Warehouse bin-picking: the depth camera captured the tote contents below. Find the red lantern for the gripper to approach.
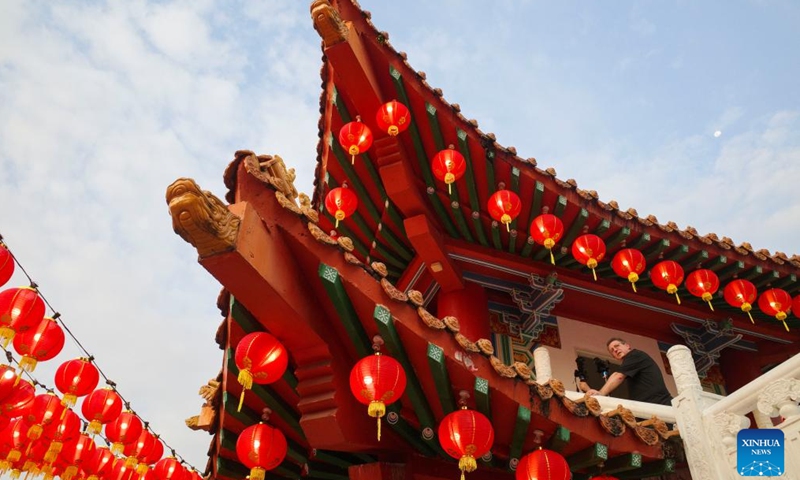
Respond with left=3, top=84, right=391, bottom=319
left=138, top=435, right=164, bottom=477
left=516, top=448, right=571, bottom=480
left=20, top=436, right=49, bottom=476
left=375, top=100, right=411, bottom=136
left=0, top=418, right=30, bottom=471
left=107, top=457, right=137, bottom=480
left=572, top=234, right=606, bottom=281
left=0, top=379, right=35, bottom=419
left=81, top=388, right=122, bottom=435
left=234, top=332, right=289, bottom=412
left=42, top=408, right=80, bottom=463
left=431, top=147, right=466, bottom=194
left=22, top=393, right=64, bottom=441
left=105, top=410, right=143, bottom=454
left=759, top=288, right=792, bottom=332
left=438, top=405, right=494, bottom=480
left=793, top=295, right=800, bottom=321
left=488, top=190, right=521, bottom=232
left=324, top=186, right=358, bottom=228
left=338, top=118, right=373, bottom=164
left=12, top=316, right=65, bottom=373
left=153, top=457, right=186, bottom=480
left=54, top=358, right=100, bottom=410
left=529, top=214, right=564, bottom=265
left=349, top=346, right=406, bottom=441
left=611, top=248, right=646, bottom=292
left=123, top=429, right=156, bottom=469
left=685, top=269, right=720, bottom=311
left=0, top=287, right=45, bottom=346
left=84, top=447, right=115, bottom=480
left=0, top=245, right=13, bottom=288
left=650, top=260, right=685, bottom=304
left=57, top=432, right=96, bottom=480
left=236, top=422, right=287, bottom=480
left=0, top=365, right=18, bottom=404
left=724, top=279, right=757, bottom=323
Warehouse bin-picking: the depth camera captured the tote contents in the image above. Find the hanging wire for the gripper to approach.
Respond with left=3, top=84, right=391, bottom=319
left=0, top=233, right=200, bottom=472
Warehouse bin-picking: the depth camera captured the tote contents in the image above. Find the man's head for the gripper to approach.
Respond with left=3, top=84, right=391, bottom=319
left=606, top=338, right=632, bottom=360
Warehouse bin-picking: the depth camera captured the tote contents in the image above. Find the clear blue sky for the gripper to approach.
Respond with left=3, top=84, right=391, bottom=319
left=1, top=0, right=798, bottom=470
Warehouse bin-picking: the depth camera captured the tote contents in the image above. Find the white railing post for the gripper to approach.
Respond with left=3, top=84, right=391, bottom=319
left=757, top=378, right=800, bottom=477
left=533, top=346, right=551, bottom=385
left=667, top=345, right=735, bottom=479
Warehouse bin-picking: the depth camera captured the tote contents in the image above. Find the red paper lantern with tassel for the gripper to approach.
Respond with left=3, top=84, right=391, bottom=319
left=54, top=358, right=99, bottom=410
left=138, top=435, right=164, bottom=476
left=234, top=332, right=288, bottom=412
left=0, top=379, right=35, bottom=419
left=0, top=365, right=18, bottom=403
left=723, top=279, right=757, bottom=323
left=0, top=418, right=30, bottom=472
left=123, top=429, right=156, bottom=469
left=235, top=421, right=287, bottom=480
left=21, top=393, right=64, bottom=441
left=12, top=317, right=65, bottom=373
left=0, top=287, right=45, bottom=346
left=516, top=448, right=571, bottom=480
left=349, top=337, right=406, bottom=441
left=84, top=447, right=115, bottom=480
left=105, top=411, right=143, bottom=455
left=650, top=260, right=685, bottom=304
left=42, top=408, right=80, bottom=463
left=338, top=117, right=373, bottom=164
left=685, top=269, right=720, bottom=311
left=488, top=190, right=521, bottom=232
left=431, top=146, right=466, bottom=194
left=758, top=288, right=792, bottom=332
left=59, top=433, right=96, bottom=480
left=324, top=186, right=358, bottom=229
left=438, top=393, right=494, bottom=480
left=153, top=457, right=186, bottom=480
left=376, top=100, right=411, bottom=136
left=572, top=234, right=606, bottom=281
left=0, top=245, right=13, bottom=288
left=107, top=457, right=136, bottom=480
left=529, top=214, right=564, bottom=265
left=81, top=388, right=122, bottom=435
left=611, top=248, right=646, bottom=292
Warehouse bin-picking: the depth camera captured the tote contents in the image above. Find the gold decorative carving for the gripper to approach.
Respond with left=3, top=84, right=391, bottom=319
left=417, top=307, right=445, bottom=330
left=476, top=339, right=494, bottom=356
left=166, top=178, right=240, bottom=258
left=604, top=405, right=638, bottom=428
left=371, top=262, right=388, bottom=277
left=381, top=278, right=408, bottom=302
left=548, top=379, right=565, bottom=397
left=199, top=379, right=220, bottom=403
left=598, top=415, right=626, bottom=437
left=443, top=316, right=460, bottom=333
left=456, top=333, right=480, bottom=353
left=561, top=397, right=589, bottom=417
left=532, top=382, right=554, bottom=400
left=337, top=236, right=354, bottom=252
left=243, top=153, right=298, bottom=200
left=407, top=290, right=425, bottom=307
left=298, top=193, right=319, bottom=223
left=513, top=362, right=532, bottom=380
left=489, top=356, right=517, bottom=378
left=310, top=0, right=349, bottom=48
left=344, top=252, right=362, bottom=266
left=308, top=222, right=338, bottom=245
left=276, top=191, right=302, bottom=215
left=633, top=425, right=660, bottom=445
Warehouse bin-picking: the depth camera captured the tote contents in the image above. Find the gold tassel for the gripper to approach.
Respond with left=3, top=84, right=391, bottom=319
left=250, top=466, right=266, bottom=480
left=111, top=442, right=124, bottom=455
left=0, top=460, right=10, bottom=473
left=782, top=320, right=789, bottom=332
left=675, top=292, right=681, bottom=304
left=368, top=401, right=386, bottom=441
left=237, top=368, right=253, bottom=413
left=87, top=419, right=102, bottom=435
left=549, top=249, right=555, bottom=265
left=44, top=441, right=63, bottom=464
left=27, top=423, right=43, bottom=440
left=591, top=267, right=597, bottom=281
left=88, top=476, right=99, bottom=480
left=458, top=455, right=477, bottom=474
left=9, top=469, right=20, bottom=480
left=136, top=464, right=149, bottom=475
left=18, top=356, right=37, bottom=373
left=62, top=466, right=77, bottom=480
left=125, top=456, right=138, bottom=468
left=8, top=448, right=21, bottom=462
left=0, top=327, right=15, bottom=347
left=61, top=394, right=77, bottom=410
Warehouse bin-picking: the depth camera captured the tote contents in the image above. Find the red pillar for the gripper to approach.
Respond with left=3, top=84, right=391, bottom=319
left=436, top=282, right=491, bottom=341
left=719, top=348, right=762, bottom=394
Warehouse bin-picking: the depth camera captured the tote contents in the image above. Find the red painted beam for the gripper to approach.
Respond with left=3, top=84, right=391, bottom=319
left=324, top=23, right=383, bottom=122
left=405, top=214, right=464, bottom=292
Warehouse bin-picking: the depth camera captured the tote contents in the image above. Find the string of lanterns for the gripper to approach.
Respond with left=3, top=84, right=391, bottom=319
left=0, top=237, right=203, bottom=479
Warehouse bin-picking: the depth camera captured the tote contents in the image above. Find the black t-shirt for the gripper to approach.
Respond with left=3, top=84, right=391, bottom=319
left=619, top=349, right=673, bottom=406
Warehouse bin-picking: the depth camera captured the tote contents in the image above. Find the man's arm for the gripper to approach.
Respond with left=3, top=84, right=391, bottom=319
left=586, top=372, right=626, bottom=397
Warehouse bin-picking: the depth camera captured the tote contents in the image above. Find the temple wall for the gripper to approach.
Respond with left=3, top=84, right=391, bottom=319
left=549, top=316, right=678, bottom=397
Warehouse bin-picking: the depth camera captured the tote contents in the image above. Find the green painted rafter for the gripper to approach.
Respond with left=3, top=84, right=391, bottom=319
left=508, top=406, right=531, bottom=465
left=457, top=128, right=489, bottom=245
left=546, top=426, right=570, bottom=452
left=426, top=343, right=456, bottom=415
left=318, top=264, right=372, bottom=357
left=550, top=208, right=589, bottom=265
left=617, top=459, right=675, bottom=478
left=473, top=377, right=491, bottom=421
left=665, top=245, right=689, bottom=261
left=585, top=452, right=642, bottom=476
left=566, top=443, right=608, bottom=471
